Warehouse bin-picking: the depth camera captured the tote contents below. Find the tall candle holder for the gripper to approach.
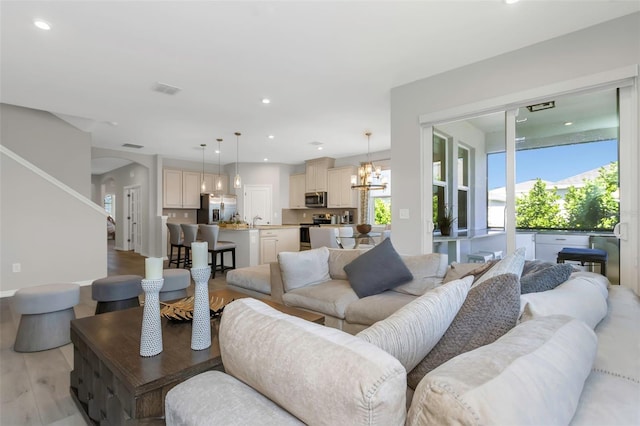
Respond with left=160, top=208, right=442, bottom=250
left=140, top=278, right=164, bottom=357
left=190, top=266, right=211, bottom=350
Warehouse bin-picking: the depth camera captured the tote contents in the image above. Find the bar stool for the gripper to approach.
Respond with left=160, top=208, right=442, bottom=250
left=199, top=224, right=236, bottom=278
left=166, top=223, right=185, bottom=268
left=13, top=283, right=80, bottom=352
left=180, top=224, right=199, bottom=268
left=557, top=247, right=608, bottom=276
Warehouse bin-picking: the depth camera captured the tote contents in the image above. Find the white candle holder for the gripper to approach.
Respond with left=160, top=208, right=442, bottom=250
left=190, top=266, right=212, bottom=350
left=140, top=278, right=164, bottom=357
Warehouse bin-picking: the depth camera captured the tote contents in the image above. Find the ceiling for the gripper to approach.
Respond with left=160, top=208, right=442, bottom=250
left=2, top=1, right=638, bottom=173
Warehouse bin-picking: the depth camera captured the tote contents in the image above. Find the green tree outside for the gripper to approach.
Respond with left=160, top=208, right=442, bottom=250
left=516, top=179, right=564, bottom=228
left=374, top=198, right=391, bottom=225
left=516, top=162, right=619, bottom=230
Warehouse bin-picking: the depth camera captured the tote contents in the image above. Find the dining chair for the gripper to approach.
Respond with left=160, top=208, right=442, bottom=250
left=310, top=227, right=341, bottom=249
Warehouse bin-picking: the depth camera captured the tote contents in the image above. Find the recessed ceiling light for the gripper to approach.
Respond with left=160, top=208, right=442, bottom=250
left=504, top=0, right=520, bottom=4
left=317, top=147, right=323, bottom=150
left=215, top=149, right=220, bottom=154
left=516, top=118, right=528, bottom=123
left=261, top=98, right=271, bottom=104
left=34, top=19, right=51, bottom=30
left=564, top=121, right=573, bottom=126
left=268, top=135, right=275, bottom=139
left=263, top=158, right=269, bottom=162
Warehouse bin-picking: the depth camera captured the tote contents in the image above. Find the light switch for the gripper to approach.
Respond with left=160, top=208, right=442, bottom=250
left=399, top=209, right=410, bottom=219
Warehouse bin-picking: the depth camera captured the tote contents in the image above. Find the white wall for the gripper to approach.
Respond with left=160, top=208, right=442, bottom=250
left=390, top=13, right=640, bottom=256
left=1, top=104, right=106, bottom=294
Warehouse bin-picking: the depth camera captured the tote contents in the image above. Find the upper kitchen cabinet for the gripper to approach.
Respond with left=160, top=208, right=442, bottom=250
left=305, top=157, right=335, bottom=192
left=327, top=166, right=358, bottom=208
left=289, top=173, right=307, bottom=209
left=163, top=169, right=202, bottom=209
left=203, top=173, right=229, bottom=195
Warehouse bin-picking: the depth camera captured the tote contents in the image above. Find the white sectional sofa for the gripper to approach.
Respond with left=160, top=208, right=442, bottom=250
left=165, top=262, right=640, bottom=425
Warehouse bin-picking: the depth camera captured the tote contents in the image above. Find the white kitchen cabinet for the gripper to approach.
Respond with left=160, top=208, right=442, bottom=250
left=259, top=228, right=300, bottom=264
left=203, top=173, right=229, bottom=194
left=182, top=171, right=202, bottom=208
left=305, top=157, right=335, bottom=192
left=163, top=169, right=183, bottom=208
left=163, top=169, right=205, bottom=208
left=535, top=233, right=589, bottom=263
left=289, top=174, right=307, bottom=209
left=327, top=166, right=358, bottom=208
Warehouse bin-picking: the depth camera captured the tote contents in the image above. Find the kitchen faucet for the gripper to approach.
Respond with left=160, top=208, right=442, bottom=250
left=252, top=215, right=263, bottom=227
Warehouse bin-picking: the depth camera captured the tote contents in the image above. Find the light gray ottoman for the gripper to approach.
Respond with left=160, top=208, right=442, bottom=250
left=91, top=275, right=142, bottom=314
left=13, top=283, right=80, bottom=352
left=161, top=269, right=191, bottom=301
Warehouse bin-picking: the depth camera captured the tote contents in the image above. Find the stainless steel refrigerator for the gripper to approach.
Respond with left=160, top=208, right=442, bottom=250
left=589, top=235, right=620, bottom=285
left=197, top=194, right=237, bottom=224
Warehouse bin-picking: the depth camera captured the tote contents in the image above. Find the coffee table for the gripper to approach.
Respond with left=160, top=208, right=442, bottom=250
left=70, top=288, right=324, bottom=425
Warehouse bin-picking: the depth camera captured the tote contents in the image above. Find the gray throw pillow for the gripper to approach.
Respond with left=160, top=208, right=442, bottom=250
left=520, top=263, right=575, bottom=294
left=344, top=238, right=414, bottom=298
left=407, top=273, right=520, bottom=390
left=521, top=259, right=555, bottom=276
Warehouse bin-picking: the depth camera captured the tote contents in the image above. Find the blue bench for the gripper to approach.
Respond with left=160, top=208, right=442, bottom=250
left=557, top=248, right=607, bottom=276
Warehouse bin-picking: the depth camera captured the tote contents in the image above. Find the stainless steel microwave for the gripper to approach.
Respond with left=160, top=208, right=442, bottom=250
left=305, top=192, right=327, bottom=208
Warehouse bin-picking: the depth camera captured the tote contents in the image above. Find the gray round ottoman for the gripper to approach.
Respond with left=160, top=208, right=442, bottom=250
left=160, top=269, right=191, bottom=301
left=92, top=275, right=142, bottom=314
left=13, top=283, right=80, bottom=352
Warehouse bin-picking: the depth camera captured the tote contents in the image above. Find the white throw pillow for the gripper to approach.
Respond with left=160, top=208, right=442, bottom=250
left=358, top=276, right=473, bottom=372
left=407, top=315, right=597, bottom=426
left=220, top=298, right=407, bottom=426
left=394, top=254, right=449, bottom=296
left=519, top=272, right=609, bottom=329
left=473, top=246, right=526, bottom=286
left=278, top=247, right=331, bottom=292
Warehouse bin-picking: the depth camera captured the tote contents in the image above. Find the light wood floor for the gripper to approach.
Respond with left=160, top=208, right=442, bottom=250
left=0, top=241, right=229, bottom=425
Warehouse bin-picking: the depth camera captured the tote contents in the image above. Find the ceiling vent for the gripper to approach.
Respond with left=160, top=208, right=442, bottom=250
left=152, top=82, right=181, bottom=95
left=526, top=101, right=555, bottom=112
left=122, top=143, right=144, bottom=149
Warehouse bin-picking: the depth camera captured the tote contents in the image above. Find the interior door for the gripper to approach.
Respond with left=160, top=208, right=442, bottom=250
left=125, top=185, right=141, bottom=252
left=244, top=185, right=272, bottom=225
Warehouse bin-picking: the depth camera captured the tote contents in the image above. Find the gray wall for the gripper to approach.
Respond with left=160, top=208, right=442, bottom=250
left=390, top=13, right=640, bottom=256
left=1, top=104, right=106, bottom=294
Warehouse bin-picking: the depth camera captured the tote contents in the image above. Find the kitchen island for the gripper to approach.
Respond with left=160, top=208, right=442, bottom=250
left=218, top=225, right=300, bottom=267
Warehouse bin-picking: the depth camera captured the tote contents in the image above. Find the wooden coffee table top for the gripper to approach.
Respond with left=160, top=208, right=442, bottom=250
left=70, top=288, right=324, bottom=396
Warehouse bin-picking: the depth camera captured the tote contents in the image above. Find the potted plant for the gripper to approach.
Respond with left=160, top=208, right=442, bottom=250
left=437, top=205, right=456, bottom=236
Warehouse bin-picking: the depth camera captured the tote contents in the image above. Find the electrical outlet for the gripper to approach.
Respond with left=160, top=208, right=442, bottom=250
left=184, top=212, right=188, bottom=218
left=399, top=209, right=410, bottom=219
left=303, top=213, right=307, bottom=218
left=12, top=263, right=21, bottom=273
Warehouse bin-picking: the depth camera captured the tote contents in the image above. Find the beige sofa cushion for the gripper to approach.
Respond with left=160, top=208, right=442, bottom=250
left=220, top=298, right=407, bottom=426
left=393, top=253, right=448, bottom=296
left=328, top=248, right=368, bottom=280
left=226, top=264, right=271, bottom=294
left=345, top=291, right=417, bottom=326
left=278, top=247, right=330, bottom=292
left=283, top=280, right=359, bottom=319
left=407, top=315, right=597, bottom=426
left=165, top=370, right=304, bottom=425
left=357, top=276, right=473, bottom=372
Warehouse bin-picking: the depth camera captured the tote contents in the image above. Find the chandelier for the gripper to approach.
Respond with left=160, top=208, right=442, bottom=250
left=351, top=132, right=387, bottom=191
left=215, top=138, right=223, bottom=193
left=200, top=143, right=207, bottom=192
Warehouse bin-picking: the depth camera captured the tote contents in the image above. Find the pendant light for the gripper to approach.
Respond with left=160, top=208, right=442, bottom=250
left=216, top=138, right=223, bottom=193
left=233, top=132, right=242, bottom=189
left=200, top=143, right=207, bottom=192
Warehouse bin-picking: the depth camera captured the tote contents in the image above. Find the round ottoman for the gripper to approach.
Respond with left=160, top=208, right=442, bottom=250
left=13, top=283, right=80, bottom=352
left=160, top=269, right=191, bottom=301
left=92, top=275, right=143, bottom=314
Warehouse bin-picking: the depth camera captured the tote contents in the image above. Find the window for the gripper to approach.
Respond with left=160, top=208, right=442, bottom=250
left=487, top=88, right=619, bottom=231
left=104, top=194, right=114, bottom=216
left=432, top=133, right=470, bottom=232
left=369, top=169, right=391, bottom=225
